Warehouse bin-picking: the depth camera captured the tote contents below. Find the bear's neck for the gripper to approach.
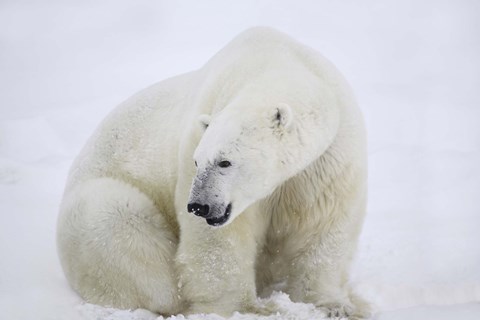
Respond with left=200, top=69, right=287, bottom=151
left=260, top=110, right=366, bottom=236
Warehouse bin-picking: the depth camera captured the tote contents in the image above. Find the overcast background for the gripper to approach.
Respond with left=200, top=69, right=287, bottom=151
left=1, top=1, right=479, bottom=319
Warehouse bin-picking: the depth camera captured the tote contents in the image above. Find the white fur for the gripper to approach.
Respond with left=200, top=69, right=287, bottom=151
left=57, top=27, right=369, bottom=319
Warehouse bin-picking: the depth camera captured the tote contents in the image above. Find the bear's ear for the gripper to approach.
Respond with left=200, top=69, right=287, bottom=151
left=198, top=114, right=211, bottom=129
left=272, top=103, right=293, bottom=129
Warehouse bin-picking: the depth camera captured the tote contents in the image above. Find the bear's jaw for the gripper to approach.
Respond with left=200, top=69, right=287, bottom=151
left=206, top=203, right=232, bottom=227
left=187, top=201, right=232, bottom=227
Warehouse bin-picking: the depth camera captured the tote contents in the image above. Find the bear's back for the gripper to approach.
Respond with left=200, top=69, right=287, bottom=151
left=64, top=71, right=198, bottom=218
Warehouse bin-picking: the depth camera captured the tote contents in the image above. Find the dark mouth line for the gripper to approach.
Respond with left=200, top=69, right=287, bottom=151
left=206, top=203, right=232, bottom=226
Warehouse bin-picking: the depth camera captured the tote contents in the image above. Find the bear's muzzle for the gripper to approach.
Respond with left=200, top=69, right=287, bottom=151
left=187, top=202, right=232, bottom=226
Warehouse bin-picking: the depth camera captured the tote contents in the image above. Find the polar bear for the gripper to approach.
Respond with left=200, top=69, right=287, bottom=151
left=57, top=27, right=369, bottom=319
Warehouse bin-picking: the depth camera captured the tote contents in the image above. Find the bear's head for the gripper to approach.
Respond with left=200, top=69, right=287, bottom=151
left=187, top=96, right=339, bottom=227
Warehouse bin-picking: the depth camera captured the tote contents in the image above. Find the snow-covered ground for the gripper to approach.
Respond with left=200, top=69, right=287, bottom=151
left=1, top=1, right=479, bottom=319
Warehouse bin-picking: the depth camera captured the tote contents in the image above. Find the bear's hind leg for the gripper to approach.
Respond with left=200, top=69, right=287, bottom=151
left=57, top=178, right=181, bottom=315
left=283, top=214, right=370, bottom=319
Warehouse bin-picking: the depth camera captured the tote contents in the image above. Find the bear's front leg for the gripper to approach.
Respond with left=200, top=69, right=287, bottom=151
left=285, top=220, right=370, bottom=320
left=175, top=214, right=261, bottom=316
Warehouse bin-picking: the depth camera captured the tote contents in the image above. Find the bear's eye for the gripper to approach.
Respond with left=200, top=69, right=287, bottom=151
left=218, top=160, right=232, bottom=168
left=194, top=161, right=198, bottom=167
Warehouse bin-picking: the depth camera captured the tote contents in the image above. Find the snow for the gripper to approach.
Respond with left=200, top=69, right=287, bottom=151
left=1, top=0, right=480, bottom=319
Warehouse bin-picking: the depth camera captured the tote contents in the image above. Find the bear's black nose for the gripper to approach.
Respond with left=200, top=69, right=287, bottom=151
left=187, top=203, right=210, bottom=217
